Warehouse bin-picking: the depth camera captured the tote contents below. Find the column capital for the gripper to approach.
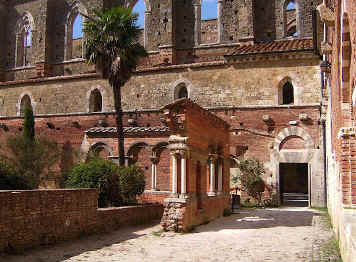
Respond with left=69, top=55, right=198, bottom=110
left=150, top=156, right=160, bottom=164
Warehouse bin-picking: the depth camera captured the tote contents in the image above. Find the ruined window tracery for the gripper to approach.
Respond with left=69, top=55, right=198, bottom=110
left=283, top=0, right=298, bottom=38
left=132, top=0, right=146, bottom=47
left=200, top=0, right=218, bottom=45
left=89, top=89, right=103, bottom=112
left=65, top=2, right=87, bottom=61
left=15, top=13, right=34, bottom=67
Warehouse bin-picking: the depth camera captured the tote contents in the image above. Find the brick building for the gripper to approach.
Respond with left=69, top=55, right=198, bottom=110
left=0, top=0, right=326, bottom=207
left=318, top=0, right=356, bottom=261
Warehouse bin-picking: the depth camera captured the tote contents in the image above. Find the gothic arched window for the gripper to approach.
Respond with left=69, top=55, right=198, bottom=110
left=284, top=0, right=297, bottom=38
left=20, top=95, right=32, bottom=116
left=201, top=0, right=218, bottom=44
left=89, top=89, right=103, bottom=112
left=15, top=13, right=34, bottom=67
left=132, top=0, right=146, bottom=47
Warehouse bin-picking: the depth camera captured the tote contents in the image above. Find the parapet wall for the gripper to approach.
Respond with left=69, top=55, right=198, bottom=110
left=0, top=189, right=163, bottom=253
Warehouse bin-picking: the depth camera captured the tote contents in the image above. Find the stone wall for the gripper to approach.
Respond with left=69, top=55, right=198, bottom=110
left=321, top=0, right=356, bottom=261
left=0, top=57, right=321, bottom=115
left=0, top=189, right=163, bottom=254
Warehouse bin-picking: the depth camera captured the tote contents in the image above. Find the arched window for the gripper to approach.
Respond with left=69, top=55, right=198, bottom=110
left=282, top=82, right=294, bottom=105
left=89, top=89, right=103, bottom=112
left=284, top=0, right=297, bottom=38
left=15, top=14, right=34, bottom=67
left=20, top=95, right=32, bottom=116
left=132, top=0, right=146, bottom=47
left=201, top=0, right=218, bottom=44
left=174, top=83, right=189, bottom=100
left=72, top=14, right=83, bottom=59
left=65, top=2, right=87, bottom=60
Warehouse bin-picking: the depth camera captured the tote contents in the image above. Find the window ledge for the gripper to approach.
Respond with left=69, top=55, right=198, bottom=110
left=5, top=65, right=35, bottom=72
left=60, top=58, right=86, bottom=64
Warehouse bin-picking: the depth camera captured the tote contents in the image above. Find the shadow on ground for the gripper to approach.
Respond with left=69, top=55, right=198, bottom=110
left=195, top=207, right=320, bottom=233
left=0, top=221, right=161, bottom=262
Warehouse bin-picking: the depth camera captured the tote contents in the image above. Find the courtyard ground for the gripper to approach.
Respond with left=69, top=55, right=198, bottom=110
left=1, top=207, right=341, bottom=262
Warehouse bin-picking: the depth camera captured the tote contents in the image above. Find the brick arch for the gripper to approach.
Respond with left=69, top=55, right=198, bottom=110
left=273, top=127, right=314, bottom=151
left=89, top=142, right=113, bottom=159
left=127, top=142, right=151, bottom=157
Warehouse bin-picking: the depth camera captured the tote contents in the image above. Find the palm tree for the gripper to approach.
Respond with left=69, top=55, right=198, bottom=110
left=84, top=7, right=147, bottom=166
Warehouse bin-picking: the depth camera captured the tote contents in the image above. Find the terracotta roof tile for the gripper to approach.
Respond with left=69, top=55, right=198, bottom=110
left=85, top=126, right=170, bottom=134
left=228, top=39, right=314, bottom=56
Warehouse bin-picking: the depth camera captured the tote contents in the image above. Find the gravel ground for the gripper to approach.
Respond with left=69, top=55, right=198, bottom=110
left=1, top=207, right=341, bottom=262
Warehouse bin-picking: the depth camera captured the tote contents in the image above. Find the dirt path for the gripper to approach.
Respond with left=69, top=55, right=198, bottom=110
left=1, top=207, right=340, bottom=262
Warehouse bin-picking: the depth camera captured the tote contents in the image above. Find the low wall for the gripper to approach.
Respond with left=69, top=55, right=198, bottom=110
left=0, top=189, right=163, bottom=253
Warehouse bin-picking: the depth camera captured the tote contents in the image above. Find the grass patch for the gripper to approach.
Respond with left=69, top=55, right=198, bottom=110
left=311, top=206, right=328, bottom=212
left=152, top=229, right=164, bottom=237
left=319, top=237, right=343, bottom=262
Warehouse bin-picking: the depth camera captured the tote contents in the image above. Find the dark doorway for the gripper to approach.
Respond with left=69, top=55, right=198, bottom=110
left=280, top=163, right=308, bottom=206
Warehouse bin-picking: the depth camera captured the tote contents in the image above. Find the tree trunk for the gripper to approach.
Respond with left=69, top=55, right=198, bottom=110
left=112, top=81, right=125, bottom=166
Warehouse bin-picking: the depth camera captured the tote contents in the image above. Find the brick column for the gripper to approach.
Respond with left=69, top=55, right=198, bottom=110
left=338, top=127, right=355, bottom=206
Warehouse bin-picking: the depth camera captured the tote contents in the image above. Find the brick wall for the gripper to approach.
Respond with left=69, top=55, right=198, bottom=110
left=0, top=189, right=163, bottom=254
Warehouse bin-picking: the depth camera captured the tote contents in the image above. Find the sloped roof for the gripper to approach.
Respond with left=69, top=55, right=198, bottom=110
left=227, top=39, right=314, bottom=56
left=85, top=126, right=170, bottom=134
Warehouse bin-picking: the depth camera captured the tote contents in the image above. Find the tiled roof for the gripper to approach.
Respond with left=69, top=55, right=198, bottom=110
left=227, top=39, right=314, bottom=56
left=86, top=126, right=170, bottom=134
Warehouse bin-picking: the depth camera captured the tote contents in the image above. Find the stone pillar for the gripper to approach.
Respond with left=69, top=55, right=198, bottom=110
left=208, top=156, right=216, bottom=196
left=181, top=151, right=187, bottom=196
left=194, top=4, right=201, bottom=46
left=171, top=153, right=178, bottom=196
left=144, top=11, right=151, bottom=49
left=218, top=159, right=223, bottom=194
left=217, top=0, right=223, bottom=43
left=151, top=156, right=159, bottom=191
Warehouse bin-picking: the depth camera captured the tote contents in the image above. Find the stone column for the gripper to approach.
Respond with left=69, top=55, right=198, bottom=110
left=217, top=0, right=223, bottom=43
left=171, top=153, right=178, bottom=196
left=218, top=159, right=223, bottom=194
left=208, top=156, right=216, bottom=196
left=151, top=157, right=159, bottom=191
left=144, top=11, right=151, bottom=49
left=194, top=4, right=201, bottom=46
left=180, top=151, right=187, bottom=196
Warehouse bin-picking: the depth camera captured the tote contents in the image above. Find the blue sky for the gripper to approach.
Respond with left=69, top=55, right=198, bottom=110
left=132, top=0, right=218, bottom=28
left=73, top=14, right=83, bottom=39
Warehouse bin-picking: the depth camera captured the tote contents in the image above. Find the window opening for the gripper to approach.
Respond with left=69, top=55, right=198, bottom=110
left=89, top=89, right=103, bottom=112
left=20, top=95, right=32, bottom=116
left=282, top=82, right=294, bottom=105
left=201, top=0, right=218, bottom=44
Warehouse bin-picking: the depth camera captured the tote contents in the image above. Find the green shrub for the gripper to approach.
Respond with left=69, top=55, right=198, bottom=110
left=66, top=157, right=120, bottom=207
left=0, top=160, right=29, bottom=190
left=65, top=159, right=146, bottom=207
left=119, top=165, right=145, bottom=204
left=231, top=159, right=266, bottom=206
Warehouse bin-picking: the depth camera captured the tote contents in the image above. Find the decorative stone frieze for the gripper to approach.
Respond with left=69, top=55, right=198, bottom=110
left=337, top=127, right=356, bottom=139
left=321, top=42, right=333, bottom=55
left=317, top=4, right=335, bottom=27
